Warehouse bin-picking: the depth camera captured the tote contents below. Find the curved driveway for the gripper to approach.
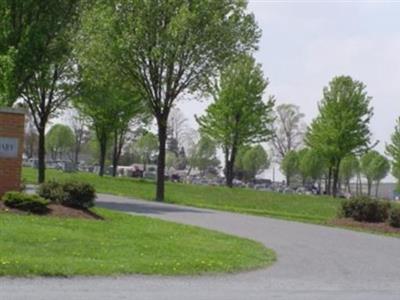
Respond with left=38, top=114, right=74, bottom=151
left=1, top=194, right=400, bottom=300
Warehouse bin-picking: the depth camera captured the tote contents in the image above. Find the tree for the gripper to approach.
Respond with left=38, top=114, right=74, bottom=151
left=298, top=148, right=326, bottom=191
left=111, top=0, right=260, bottom=200
left=270, top=104, right=305, bottom=161
left=188, top=135, right=220, bottom=176
left=386, top=117, right=400, bottom=190
left=360, top=151, right=390, bottom=197
left=46, top=124, right=75, bottom=161
left=241, top=145, right=270, bottom=182
left=280, top=150, right=299, bottom=187
left=339, top=155, right=359, bottom=194
left=77, top=5, right=146, bottom=177
left=305, top=76, right=373, bottom=197
left=10, top=1, right=83, bottom=183
left=0, top=0, right=82, bottom=105
left=167, top=107, right=189, bottom=155
left=62, top=108, right=91, bottom=167
left=197, top=55, right=274, bottom=187
left=135, top=132, right=159, bottom=170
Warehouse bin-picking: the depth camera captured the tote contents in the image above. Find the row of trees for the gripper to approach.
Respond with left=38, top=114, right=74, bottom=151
left=1, top=0, right=262, bottom=201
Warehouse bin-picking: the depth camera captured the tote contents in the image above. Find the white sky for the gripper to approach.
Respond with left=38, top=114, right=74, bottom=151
left=178, top=0, right=400, bottom=182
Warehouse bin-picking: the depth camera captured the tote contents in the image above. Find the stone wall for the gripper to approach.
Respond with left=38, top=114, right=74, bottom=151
left=0, top=108, right=25, bottom=198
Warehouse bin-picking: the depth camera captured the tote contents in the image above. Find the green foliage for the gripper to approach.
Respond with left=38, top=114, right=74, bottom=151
left=389, top=206, right=400, bottom=228
left=236, top=145, right=269, bottom=181
left=339, top=155, right=359, bottom=186
left=62, top=181, right=96, bottom=208
left=386, top=117, right=400, bottom=186
left=38, top=180, right=65, bottom=203
left=360, top=151, right=390, bottom=196
left=46, top=124, right=75, bottom=160
left=38, top=180, right=96, bottom=208
left=280, top=150, right=299, bottom=186
left=197, top=54, right=274, bottom=186
left=298, top=148, right=326, bottom=182
left=2, top=192, right=49, bottom=214
left=306, top=76, right=373, bottom=196
left=340, top=197, right=391, bottom=223
left=188, top=135, right=220, bottom=175
left=0, top=0, right=82, bottom=104
left=135, top=132, right=159, bottom=165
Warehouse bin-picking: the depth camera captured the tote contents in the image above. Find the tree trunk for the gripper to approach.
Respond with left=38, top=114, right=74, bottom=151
left=112, top=132, right=118, bottom=177
left=367, top=179, right=372, bottom=196
left=332, top=160, right=341, bottom=198
left=375, top=181, right=380, bottom=198
left=286, top=174, right=290, bottom=188
left=37, top=126, right=46, bottom=183
left=98, top=136, right=107, bottom=177
left=327, top=166, right=332, bottom=195
left=156, top=121, right=167, bottom=202
left=226, top=160, right=234, bottom=188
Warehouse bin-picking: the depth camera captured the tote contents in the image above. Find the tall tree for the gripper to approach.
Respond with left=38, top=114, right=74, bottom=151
left=386, top=117, right=400, bottom=190
left=270, top=104, right=305, bottom=161
left=305, top=76, right=373, bottom=197
left=110, top=0, right=260, bottom=200
left=0, top=0, right=81, bottom=183
left=197, top=55, right=274, bottom=187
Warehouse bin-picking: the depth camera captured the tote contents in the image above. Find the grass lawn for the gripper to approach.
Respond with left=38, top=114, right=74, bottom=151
left=0, top=207, right=274, bottom=276
left=23, top=168, right=341, bottom=223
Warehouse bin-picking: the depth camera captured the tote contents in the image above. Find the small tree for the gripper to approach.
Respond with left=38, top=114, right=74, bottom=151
left=298, top=148, right=326, bottom=191
left=339, top=155, right=359, bottom=194
left=46, top=124, right=75, bottom=161
left=197, top=55, right=274, bottom=187
left=188, top=135, right=220, bottom=176
left=241, top=145, right=270, bottom=182
left=386, top=117, right=400, bottom=190
left=360, top=151, right=390, bottom=197
left=135, top=132, right=159, bottom=170
left=280, top=150, right=299, bottom=187
left=270, top=104, right=306, bottom=161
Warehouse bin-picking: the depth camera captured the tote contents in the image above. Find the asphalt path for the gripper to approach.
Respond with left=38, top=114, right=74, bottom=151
left=1, top=194, right=400, bottom=300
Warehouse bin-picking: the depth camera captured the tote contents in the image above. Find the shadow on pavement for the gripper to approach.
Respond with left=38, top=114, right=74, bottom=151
left=96, top=200, right=210, bottom=215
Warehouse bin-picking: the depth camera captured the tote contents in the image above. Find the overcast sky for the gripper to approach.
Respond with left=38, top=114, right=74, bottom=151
left=179, top=0, right=400, bottom=181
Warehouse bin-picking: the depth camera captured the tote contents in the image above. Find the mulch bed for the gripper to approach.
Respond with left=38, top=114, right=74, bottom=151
left=0, top=202, right=103, bottom=220
left=330, top=218, right=400, bottom=235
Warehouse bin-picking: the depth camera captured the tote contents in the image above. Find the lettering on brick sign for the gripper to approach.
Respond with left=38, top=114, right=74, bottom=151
left=0, top=137, right=19, bottom=158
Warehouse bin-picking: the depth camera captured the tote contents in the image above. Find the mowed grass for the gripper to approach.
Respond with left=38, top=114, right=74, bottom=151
left=23, top=168, right=341, bottom=223
left=0, top=208, right=275, bottom=276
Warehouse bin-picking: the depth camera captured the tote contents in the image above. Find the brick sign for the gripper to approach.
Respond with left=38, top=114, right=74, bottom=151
left=0, top=137, right=19, bottom=158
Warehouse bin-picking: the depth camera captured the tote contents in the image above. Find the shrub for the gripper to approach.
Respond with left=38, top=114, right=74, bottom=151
left=61, top=181, right=96, bottom=208
left=340, top=196, right=391, bottom=223
left=389, top=206, right=400, bottom=228
left=2, top=192, right=49, bottom=214
left=38, top=180, right=65, bottom=203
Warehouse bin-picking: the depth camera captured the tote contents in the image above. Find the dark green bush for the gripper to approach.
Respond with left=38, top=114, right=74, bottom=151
left=389, top=206, right=400, bottom=228
left=38, top=180, right=65, bottom=203
left=340, top=196, right=391, bottom=223
left=61, top=181, right=96, bottom=208
left=2, top=192, right=49, bottom=214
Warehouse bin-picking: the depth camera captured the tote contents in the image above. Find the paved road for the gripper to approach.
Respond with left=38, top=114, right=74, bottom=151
left=1, top=194, right=400, bottom=300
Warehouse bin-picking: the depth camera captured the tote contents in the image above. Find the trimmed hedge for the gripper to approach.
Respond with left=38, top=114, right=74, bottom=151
left=2, top=192, right=49, bottom=214
left=340, top=196, right=391, bottom=223
left=38, top=180, right=96, bottom=209
left=389, top=206, right=400, bottom=228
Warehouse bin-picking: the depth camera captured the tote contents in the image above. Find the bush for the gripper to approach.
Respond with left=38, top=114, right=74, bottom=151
left=61, top=181, right=96, bottom=208
left=340, top=196, right=391, bottom=223
left=2, top=192, right=49, bottom=214
left=389, top=206, right=400, bottom=228
left=38, top=180, right=65, bottom=203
